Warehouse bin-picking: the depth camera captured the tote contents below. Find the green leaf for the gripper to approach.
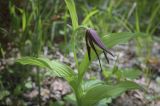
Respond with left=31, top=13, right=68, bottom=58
left=82, top=80, right=103, bottom=92
left=102, top=32, right=149, bottom=48
left=22, top=11, right=26, bottom=31
left=146, top=4, right=160, bottom=33
left=17, top=57, right=75, bottom=82
left=96, top=98, right=112, bottom=106
left=119, top=68, right=142, bottom=79
left=81, top=81, right=141, bottom=106
left=17, top=57, right=52, bottom=69
left=82, top=10, right=99, bottom=25
left=78, top=50, right=98, bottom=80
left=78, top=52, right=90, bottom=79
left=65, top=0, right=78, bottom=30
left=64, top=93, right=77, bottom=106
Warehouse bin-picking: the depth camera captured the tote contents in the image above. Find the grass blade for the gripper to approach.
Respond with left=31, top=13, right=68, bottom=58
left=65, top=0, right=78, bottom=30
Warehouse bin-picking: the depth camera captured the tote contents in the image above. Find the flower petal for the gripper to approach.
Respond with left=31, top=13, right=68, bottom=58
left=85, top=33, right=91, bottom=61
left=103, top=51, right=109, bottom=63
left=87, top=29, right=114, bottom=57
left=88, top=36, right=103, bottom=71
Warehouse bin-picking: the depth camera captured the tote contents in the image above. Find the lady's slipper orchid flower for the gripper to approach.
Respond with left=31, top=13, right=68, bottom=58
left=85, top=29, right=114, bottom=71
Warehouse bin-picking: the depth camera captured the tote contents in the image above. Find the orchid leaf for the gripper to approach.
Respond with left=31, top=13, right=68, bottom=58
left=102, top=32, right=149, bottom=48
left=119, top=68, right=142, bottom=79
left=17, top=57, right=75, bottom=82
left=81, top=81, right=141, bottom=106
left=82, top=80, right=104, bottom=92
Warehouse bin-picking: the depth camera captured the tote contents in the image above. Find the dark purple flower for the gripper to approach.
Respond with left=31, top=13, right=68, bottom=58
left=85, top=29, right=114, bottom=71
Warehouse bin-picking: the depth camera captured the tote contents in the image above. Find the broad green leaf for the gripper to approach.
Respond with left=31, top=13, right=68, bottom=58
left=103, top=68, right=142, bottom=79
left=119, top=69, right=142, bottom=79
left=82, top=80, right=103, bottom=92
left=81, top=81, right=141, bottom=106
left=102, top=32, right=149, bottom=48
left=17, top=57, right=52, bottom=69
left=64, top=93, right=77, bottom=106
left=96, top=98, right=112, bottom=106
left=65, top=0, right=78, bottom=30
left=17, top=57, right=75, bottom=82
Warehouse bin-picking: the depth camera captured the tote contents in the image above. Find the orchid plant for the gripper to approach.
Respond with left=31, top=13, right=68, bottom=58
left=16, top=0, right=147, bottom=105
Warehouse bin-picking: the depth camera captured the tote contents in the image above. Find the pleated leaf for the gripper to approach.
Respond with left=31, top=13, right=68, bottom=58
left=82, top=80, right=103, bottom=92
left=17, top=57, right=75, bottom=82
left=81, top=81, right=141, bottom=106
left=102, top=32, right=149, bottom=48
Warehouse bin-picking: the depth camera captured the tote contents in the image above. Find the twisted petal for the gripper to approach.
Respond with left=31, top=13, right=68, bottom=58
left=85, top=32, right=91, bottom=61
left=88, top=36, right=103, bottom=71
